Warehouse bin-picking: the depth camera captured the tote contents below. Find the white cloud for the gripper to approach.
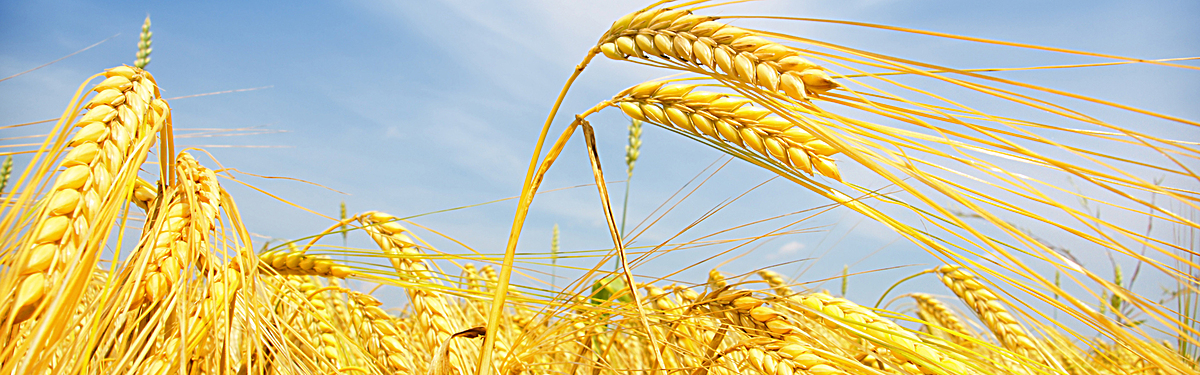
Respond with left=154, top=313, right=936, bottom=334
left=768, top=241, right=806, bottom=260
left=383, top=125, right=404, bottom=139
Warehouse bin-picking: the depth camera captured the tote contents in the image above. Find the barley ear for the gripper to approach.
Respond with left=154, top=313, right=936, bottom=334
left=617, top=117, right=641, bottom=262
left=0, top=155, right=12, bottom=194
left=840, top=264, right=848, bottom=296
left=134, top=16, right=152, bottom=69
left=936, top=265, right=1040, bottom=358
left=624, top=118, right=642, bottom=177
left=551, top=223, right=559, bottom=288
left=339, top=201, right=347, bottom=246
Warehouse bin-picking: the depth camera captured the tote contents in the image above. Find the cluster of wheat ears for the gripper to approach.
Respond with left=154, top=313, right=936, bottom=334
left=1, top=2, right=1197, bottom=375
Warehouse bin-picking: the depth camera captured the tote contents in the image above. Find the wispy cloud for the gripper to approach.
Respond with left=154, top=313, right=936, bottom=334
left=767, top=240, right=806, bottom=261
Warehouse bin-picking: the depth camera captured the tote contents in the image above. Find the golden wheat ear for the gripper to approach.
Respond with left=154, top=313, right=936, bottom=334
left=3, top=66, right=165, bottom=330
left=599, top=8, right=839, bottom=102
left=612, top=81, right=843, bottom=180
left=359, top=211, right=467, bottom=372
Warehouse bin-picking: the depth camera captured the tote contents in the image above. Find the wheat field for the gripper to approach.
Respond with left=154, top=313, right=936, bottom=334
left=1, top=1, right=1198, bottom=374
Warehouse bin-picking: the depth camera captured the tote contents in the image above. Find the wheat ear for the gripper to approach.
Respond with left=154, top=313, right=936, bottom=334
left=700, top=287, right=865, bottom=375
left=134, top=151, right=221, bottom=303
left=911, top=293, right=975, bottom=349
left=345, top=291, right=416, bottom=374
left=134, top=16, right=152, bottom=69
left=359, top=211, right=465, bottom=372
left=7, top=66, right=165, bottom=325
left=936, top=265, right=1039, bottom=358
left=0, top=156, right=12, bottom=194
left=758, top=269, right=799, bottom=298
left=797, top=292, right=973, bottom=374
left=257, top=247, right=354, bottom=278
left=599, top=8, right=839, bottom=102
left=613, top=82, right=843, bottom=180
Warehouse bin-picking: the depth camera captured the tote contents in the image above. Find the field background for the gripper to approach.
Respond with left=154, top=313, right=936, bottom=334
left=2, top=0, right=1197, bottom=337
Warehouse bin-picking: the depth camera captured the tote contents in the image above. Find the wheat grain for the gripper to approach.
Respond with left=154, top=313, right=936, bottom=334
left=130, top=177, right=157, bottom=211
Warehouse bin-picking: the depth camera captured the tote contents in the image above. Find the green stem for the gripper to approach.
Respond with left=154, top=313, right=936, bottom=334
left=616, top=172, right=631, bottom=271
left=874, top=269, right=934, bottom=308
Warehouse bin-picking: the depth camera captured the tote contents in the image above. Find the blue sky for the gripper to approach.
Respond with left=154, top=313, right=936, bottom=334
left=2, top=0, right=1198, bottom=333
